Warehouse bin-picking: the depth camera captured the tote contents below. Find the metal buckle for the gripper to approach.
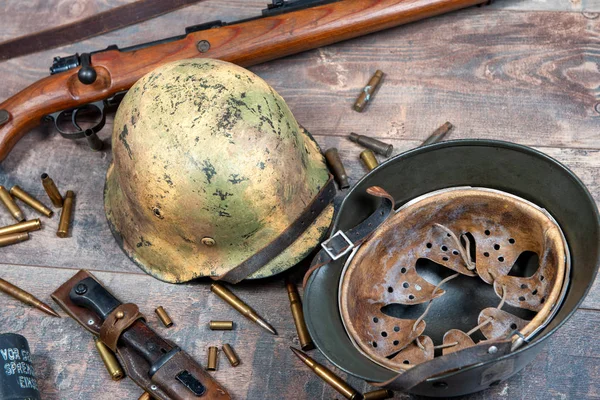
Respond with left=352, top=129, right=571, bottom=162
left=321, top=230, right=354, bottom=261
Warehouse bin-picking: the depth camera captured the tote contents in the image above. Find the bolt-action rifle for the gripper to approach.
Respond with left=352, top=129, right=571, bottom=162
left=0, top=0, right=487, bottom=162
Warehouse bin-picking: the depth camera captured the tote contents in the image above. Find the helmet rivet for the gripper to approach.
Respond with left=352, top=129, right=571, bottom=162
left=202, top=237, right=216, bottom=247
left=115, top=311, right=125, bottom=319
left=488, top=346, right=498, bottom=354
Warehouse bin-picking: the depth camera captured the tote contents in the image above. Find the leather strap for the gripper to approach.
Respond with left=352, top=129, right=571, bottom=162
left=100, top=303, right=145, bottom=352
left=303, top=186, right=395, bottom=287
left=51, top=270, right=231, bottom=400
left=0, top=0, right=204, bottom=61
left=374, top=339, right=513, bottom=391
left=219, top=175, right=336, bottom=284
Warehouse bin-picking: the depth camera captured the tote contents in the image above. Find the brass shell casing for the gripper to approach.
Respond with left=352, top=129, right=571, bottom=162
left=41, top=173, right=63, bottom=208
left=210, top=283, right=252, bottom=316
left=57, top=190, right=75, bottom=238
left=10, top=186, right=53, bottom=217
left=363, top=389, right=394, bottom=400
left=422, top=122, right=453, bottom=146
left=0, top=275, right=60, bottom=317
left=0, top=232, right=29, bottom=247
left=209, top=320, right=234, bottom=330
left=155, top=306, right=173, bottom=327
left=324, top=148, right=350, bottom=189
left=210, top=283, right=277, bottom=335
left=360, top=150, right=379, bottom=171
left=222, top=344, right=240, bottom=367
left=353, top=70, right=384, bottom=112
left=138, top=393, right=152, bottom=400
left=291, top=347, right=363, bottom=400
left=349, top=133, right=393, bottom=157
left=207, top=346, right=218, bottom=371
left=94, top=338, right=125, bottom=381
left=286, top=282, right=315, bottom=351
left=0, top=185, right=25, bottom=222
left=0, top=219, right=41, bottom=236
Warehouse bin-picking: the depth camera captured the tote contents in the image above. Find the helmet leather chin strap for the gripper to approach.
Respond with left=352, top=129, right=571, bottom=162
left=218, top=175, right=336, bottom=283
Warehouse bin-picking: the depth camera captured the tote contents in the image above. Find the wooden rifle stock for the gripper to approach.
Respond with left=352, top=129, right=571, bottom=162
left=0, top=0, right=486, bottom=162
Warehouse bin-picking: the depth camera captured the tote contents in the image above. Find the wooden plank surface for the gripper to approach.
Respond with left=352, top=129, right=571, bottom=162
left=0, top=264, right=599, bottom=400
left=1, top=1, right=599, bottom=399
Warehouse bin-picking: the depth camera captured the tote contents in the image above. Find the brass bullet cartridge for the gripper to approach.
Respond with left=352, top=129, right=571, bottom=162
left=138, top=393, right=152, bottom=400
left=324, top=148, right=350, bottom=189
left=291, top=347, right=363, bottom=400
left=353, top=70, right=384, bottom=112
left=0, top=232, right=29, bottom=248
left=0, top=185, right=25, bottom=222
left=210, top=283, right=277, bottom=335
left=155, top=306, right=173, bottom=327
left=209, top=321, right=234, bottom=330
left=0, top=276, right=60, bottom=317
left=363, top=389, right=394, bottom=400
left=360, top=149, right=379, bottom=171
left=57, top=190, right=75, bottom=238
left=0, top=219, right=41, bottom=236
left=349, top=133, right=393, bottom=157
left=94, top=337, right=124, bottom=381
left=286, top=281, right=315, bottom=351
left=10, top=185, right=53, bottom=217
left=422, top=122, right=453, bottom=146
left=41, top=173, right=63, bottom=207
left=207, top=346, right=218, bottom=371
left=222, top=344, right=240, bottom=367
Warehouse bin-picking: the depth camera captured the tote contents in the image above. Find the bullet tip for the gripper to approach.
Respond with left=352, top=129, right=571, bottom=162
left=290, top=347, right=309, bottom=364
left=257, top=319, right=278, bottom=335
left=39, top=303, right=61, bottom=318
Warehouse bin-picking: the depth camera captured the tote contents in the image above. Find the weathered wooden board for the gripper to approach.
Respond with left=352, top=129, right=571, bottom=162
left=1, top=0, right=598, bottom=45
left=262, top=9, right=600, bottom=150
left=0, top=264, right=598, bottom=400
left=1, top=8, right=599, bottom=155
left=491, top=0, right=600, bottom=12
left=1, top=1, right=600, bottom=399
left=2, top=131, right=599, bottom=275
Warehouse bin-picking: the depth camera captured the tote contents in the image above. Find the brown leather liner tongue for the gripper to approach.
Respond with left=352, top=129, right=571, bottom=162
left=340, top=187, right=566, bottom=373
left=479, top=308, right=530, bottom=340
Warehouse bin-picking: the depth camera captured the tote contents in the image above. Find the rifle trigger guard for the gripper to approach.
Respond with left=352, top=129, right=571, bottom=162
left=47, top=100, right=107, bottom=140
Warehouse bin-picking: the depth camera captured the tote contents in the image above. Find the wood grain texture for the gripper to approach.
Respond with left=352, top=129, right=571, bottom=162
left=1, top=5, right=599, bottom=161
left=0, top=0, right=496, bottom=162
left=0, top=264, right=598, bottom=400
left=0, top=0, right=206, bottom=61
left=1, top=1, right=599, bottom=399
left=2, top=132, right=599, bottom=277
left=256, top=9, right=600, bottom=150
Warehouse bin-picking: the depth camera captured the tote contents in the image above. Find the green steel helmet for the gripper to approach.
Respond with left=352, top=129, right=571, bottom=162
left=104, top=59, right=334, bottom=283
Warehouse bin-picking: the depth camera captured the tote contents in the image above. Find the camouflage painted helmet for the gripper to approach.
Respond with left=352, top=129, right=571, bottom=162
left=104, top=59, right=334, bottom=283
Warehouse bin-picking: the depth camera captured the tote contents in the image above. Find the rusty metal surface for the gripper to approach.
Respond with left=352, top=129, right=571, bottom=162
left=442, top=329, right=476, bottom=355
left=339, top=187, right=567, bottom=372
left=479, top=308, right=529, bottom=340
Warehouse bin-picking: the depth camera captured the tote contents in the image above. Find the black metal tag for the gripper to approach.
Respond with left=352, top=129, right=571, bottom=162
left=177, top=371, right=206, bottom=396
